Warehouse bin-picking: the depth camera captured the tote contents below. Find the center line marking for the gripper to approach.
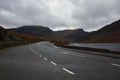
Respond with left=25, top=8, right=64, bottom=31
left=62, top=68, right=75, bottom=75
left=29, top=46, right=39, bottom=55
left=39, top=55, right=42, bottom=57
left=44, top=57, right=47, bottom=61
left=54, top=46, right=59, bottom=48
left=61, top=52, right=69, bottom=54
left=110, top=63, right=120, bottom=67
left=37, top=43, right=40, bottom=46
left=50, top=61, right=57, bottom=65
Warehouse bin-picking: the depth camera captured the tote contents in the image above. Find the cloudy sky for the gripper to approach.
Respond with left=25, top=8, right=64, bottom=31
left=0, top=0, right=120, bottom=31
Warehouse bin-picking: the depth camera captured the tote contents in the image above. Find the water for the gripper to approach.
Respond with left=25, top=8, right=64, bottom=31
left=69, top=43, right=120, bottom=51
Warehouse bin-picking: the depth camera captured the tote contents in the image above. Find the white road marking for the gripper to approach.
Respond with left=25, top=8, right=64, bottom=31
left=44, top=57, right=48, bottom=61
left=29, top=46, right=39, bottom=55
left=61, top=52, right=69, bottom=54
left=110, top=63, right=120, bottom=67
left=62, top=68, right=75, bottom=75
left=54, top=46, right=59, bottom=48
left=37, top=43, right=40, bottom=46
left=39, top=55, right=42, bottom=57
left=29, top=46, right=49, bottom=61
left=61, top=52, right=85, bottom=57
left=50, top=61, right=57, bottom=65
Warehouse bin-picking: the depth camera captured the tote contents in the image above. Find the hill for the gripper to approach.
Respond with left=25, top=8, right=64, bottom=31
left=0, top=26, right=43, bottom=43
left=52, top=29, right=88, bottom=42
left=9, top=26, right=88, bottom=42
left=9, top=26, right=54, bottom=39
left=8, top=19, right=120, bottom=43
left=79, top=19, right=120, bottom=43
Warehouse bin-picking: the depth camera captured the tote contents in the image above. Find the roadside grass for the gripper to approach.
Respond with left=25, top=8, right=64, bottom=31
left=0, top=43, right=26, bottom=51
left=0, top=41, right=41, bottom=51
left=0, top=43, right=25, bottom=50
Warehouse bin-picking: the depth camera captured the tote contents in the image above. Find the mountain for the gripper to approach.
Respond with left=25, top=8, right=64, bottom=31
left=52, top=29, right=88, bottom=42
left=9, top=26, right=54, bottom=39
left=8, top=19, right=120, bottom=43
left=79, top=19, right=120, bottom=43
left=0, top=26, right=19, bottom=42
left=0, top=26, right=43, bottom=43
left=9, top=26, right=88, bottom=42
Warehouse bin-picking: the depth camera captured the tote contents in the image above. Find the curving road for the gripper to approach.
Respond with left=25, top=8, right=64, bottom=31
left=0, top=42, right=120, bottom=80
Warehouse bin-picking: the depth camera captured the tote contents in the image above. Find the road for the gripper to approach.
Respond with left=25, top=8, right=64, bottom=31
left=0, top=41, right=120, bottom=80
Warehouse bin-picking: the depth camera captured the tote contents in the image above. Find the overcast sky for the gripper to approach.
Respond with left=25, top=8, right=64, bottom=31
left=0, top=0, right=120, bottom=31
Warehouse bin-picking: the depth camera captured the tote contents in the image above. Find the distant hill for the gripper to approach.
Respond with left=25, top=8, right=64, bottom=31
left=0, top=26, right=43, bottom=43
left=0, top=26, right=19, bottom=42
left=9, top=26, right=88, bottom=42
left=9, top=19, right=120, bottom=43
left=79, top=19, right=120, bottom=43
left=9, top=26, right=54, bottom=39
left=52, top=29, right=88, bottom=42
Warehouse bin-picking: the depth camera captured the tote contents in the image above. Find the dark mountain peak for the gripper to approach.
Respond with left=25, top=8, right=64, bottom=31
left=73, top=28, right=86, bottom=33
left=98, top=19, right=120, bottom=32
left=15, top=25, right=53, bottom=31
left=64, top=28, right=88, bottom=42
left=0, top=26, right=5, bottom=30
left=55, top=28, right=86, bottom=34
left=110, top=19, right=120, bottom=26
left=60, top=28, right=85, bottom=32
left=9, top=25, right=54, bottom=38
left=79, top=19, right=120, bottom=43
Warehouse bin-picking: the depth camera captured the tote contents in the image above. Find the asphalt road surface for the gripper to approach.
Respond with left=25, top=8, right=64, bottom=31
left=0, top=41, right=120, bottom=80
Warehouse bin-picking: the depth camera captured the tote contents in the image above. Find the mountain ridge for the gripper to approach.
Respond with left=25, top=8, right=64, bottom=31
left=7, top=19, right=120, bottom=43
left=79, top=19, right=120, bottom=43
left=0, top=26, right=44, bottom=43
left=9, top=26, right=88, bottom=42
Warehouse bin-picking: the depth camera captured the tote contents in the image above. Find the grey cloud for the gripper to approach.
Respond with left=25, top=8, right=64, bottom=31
left=0, top=0, right=66, bottom=28
left=71, top=0, right=120, bottom=31
left=0, top=0, right=120, bottom=31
